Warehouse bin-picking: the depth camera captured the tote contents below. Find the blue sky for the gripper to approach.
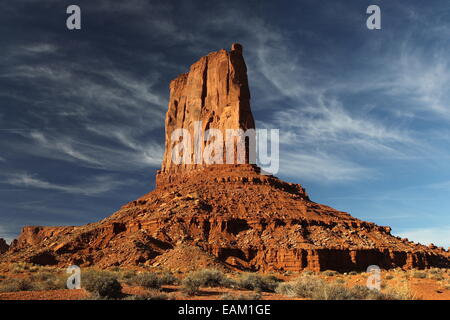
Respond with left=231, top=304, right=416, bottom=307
left=1, top=0, right=450, bottom=248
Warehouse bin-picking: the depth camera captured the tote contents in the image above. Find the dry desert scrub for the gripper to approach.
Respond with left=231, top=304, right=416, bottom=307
left=134, top=273, right=161, bottom=289
left=82, top=269, right=123, bottom=299
left=123, top=289, right=172, bottom=300
left=181, top=269, right=235, bottom=296
left=302, top=270, right=315, bottom=276
left=237, top=273, right=281, bottom=292
left=276, top=274, right=415, bottom=300
left=30, top=271, right=67, bottom=290
left=111, top=268, right=178, bottom=287
left=220, top=292, right=262, bottom=300
left=103, top=268, right=177, bottom=299
left=181, top=276, right=202, bottom=296
left=0, top=278, right=35, bottom=292
left=0, top=270, right=67, bottom=292
left=412, top=271, right=427, bottom=279
left=157, top=271, right=179, bottom=285
left=131, top=271, right=179, bottom=288
left=409, top=268, right=447, bottom=280
left=322, top=270, right=338, bottom=277
left=180, top=270, right=282, bottom=296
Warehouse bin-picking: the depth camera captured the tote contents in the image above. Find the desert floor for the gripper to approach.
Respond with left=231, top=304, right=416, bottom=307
left=0, top=263, right=449, bottom=300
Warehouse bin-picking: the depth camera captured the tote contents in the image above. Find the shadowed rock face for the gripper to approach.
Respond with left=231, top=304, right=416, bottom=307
left=1, top=45, right=449, bottom=271
left=0, top=238, right=8, bottom=254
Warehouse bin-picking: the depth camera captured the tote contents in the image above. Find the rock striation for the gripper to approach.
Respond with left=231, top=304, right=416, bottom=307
left=1, top=44, right=449, bottom=272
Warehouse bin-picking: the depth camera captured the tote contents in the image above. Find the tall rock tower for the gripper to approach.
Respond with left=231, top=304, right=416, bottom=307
left=158, top=43, right=256, bottom=182
left=2, top=44, right=449, bottom=272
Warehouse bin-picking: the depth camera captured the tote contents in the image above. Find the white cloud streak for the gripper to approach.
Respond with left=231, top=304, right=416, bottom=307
left=5, top=172, right=134, bottom=196
left=1, top=48, right=167, bottom=172
left=397, top=226, right=450, bottom=248
left=280, top=151, right=373, bottom=183
left=26, top=130, right=164, bottom=170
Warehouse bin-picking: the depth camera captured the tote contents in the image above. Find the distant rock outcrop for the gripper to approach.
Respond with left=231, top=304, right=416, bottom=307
left=0, top=238, right=9, bottom=254
left=2, top=44, right=449, bottom=272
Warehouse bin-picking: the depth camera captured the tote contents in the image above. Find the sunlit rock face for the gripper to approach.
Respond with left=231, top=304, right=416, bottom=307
left=160, top=43, right=255, bottom=177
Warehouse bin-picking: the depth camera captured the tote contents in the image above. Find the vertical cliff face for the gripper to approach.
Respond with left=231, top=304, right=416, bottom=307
left=160, top=43, right=255, bottom=177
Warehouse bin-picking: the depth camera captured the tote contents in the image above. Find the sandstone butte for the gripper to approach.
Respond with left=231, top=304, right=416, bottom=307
left=1, top=44, right=449, bottom=273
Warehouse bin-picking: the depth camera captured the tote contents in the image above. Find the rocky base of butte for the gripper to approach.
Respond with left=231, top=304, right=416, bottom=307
left=1, top=44, right=449, bottom=272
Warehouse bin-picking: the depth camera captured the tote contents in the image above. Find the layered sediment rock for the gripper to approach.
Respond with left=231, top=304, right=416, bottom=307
left=1, top=44, right=449, bottom=272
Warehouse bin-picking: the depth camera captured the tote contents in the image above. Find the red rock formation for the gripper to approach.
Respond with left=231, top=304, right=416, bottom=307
left=1, top=44, right=449, bottom=272
left=159, top=43, right=255, bottom=181
left=0, top=238, right=8, bottom=254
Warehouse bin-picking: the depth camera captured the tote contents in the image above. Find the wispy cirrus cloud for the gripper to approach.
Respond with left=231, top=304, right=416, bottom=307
left=0, top=45, right=167, bottom=172
left=397, top=226, right=450, bottom=248
left=29, top=131, right=102, bottom=165
left=23, top=130, right=164, bottom=170
left=389, top=46, right=450, bottom=118
left=241, top=17, right=417, bottom=181
left=273, top=96, right=414, bottom=158
left=4, top=172, right=135, bottom=196
left=21, top=43, right=58, bottom=55
left=279, top=151, right=373, bottom=183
